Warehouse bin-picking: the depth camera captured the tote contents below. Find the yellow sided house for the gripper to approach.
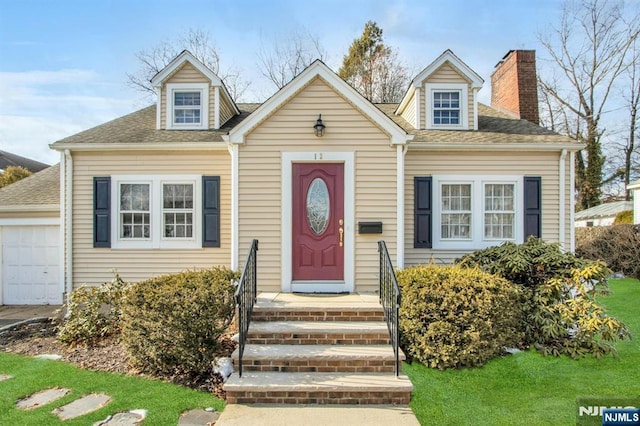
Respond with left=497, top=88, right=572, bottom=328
left=42, top=49, right=580, bottom=298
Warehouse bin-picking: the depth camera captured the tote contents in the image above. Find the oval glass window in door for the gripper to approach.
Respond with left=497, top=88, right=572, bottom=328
left=306, top=178, right=330, bottom=235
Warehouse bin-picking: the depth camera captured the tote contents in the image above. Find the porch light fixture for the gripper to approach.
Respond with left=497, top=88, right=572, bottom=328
left=313, top=114, right=326, bottom=137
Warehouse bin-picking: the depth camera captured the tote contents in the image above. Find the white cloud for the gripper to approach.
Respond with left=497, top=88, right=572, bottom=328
left=0, top=69, right=136, bottom=164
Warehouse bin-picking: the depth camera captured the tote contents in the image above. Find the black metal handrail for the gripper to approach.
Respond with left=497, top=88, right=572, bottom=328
left=234, top=239, right=258, bottom=377
left=378, top=240, right=401, bottom=377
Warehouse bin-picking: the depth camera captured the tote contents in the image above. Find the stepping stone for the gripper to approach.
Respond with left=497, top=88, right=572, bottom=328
left=178, top=408, right=219, bottom=425
left=0, top=374, right=13, bottom=381
left=53, top=393, right=111, bottom=420
left=35, top=354, right=62, bottom=360
left=17, top=387, right=71, bottom=410
left=94, top=409, right=146, bottom=425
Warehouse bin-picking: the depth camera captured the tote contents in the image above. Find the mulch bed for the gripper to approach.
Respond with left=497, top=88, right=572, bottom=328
left=0, top=319, right=236, bottom=399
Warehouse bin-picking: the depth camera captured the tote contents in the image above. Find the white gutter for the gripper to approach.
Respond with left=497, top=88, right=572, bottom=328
left=559, top=149, right=567, bottom=249
left=396, top=144, right=407, bottom=269
left=59, top=151, right=66, bottom=303
left=50, top=142, right=229, bottom=152
left=228, top=143, right=239, bottom=270
left=64, top=149, right=73, bottom=301
left=408, top=142, right=584, bottom=152
left=570, top=152, right=576, bottom=253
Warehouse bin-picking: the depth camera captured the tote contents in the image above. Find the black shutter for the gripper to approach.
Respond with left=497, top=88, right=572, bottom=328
left=524, top=176, right=542, bottom=238
left=414, top=176, right=432, bottom=248
left=93, top=177, right=111, bottom=248
left=202, top=176, right=220, bottom=247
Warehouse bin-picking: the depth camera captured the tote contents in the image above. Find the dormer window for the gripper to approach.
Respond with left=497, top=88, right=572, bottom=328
left=433, top=91, right=460, bottom=125
left=425, top=83, right=468, bottom=130
left=166, top=83, right=209, bottom=130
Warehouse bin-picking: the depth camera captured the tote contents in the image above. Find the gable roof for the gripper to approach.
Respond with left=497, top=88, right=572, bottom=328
left=0, top=163, right=59, bottom=210
left=574, top=201, right=633, bottom=221
left=397, top=49, right=484, bottom=115
left=150, top=49, right=239, bottom=116
left=226, top=60, right=411, bottom=145
left=0, top=150, right=49, bottom=172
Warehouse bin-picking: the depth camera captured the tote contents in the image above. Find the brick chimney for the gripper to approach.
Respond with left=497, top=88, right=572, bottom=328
left=491, top=50, right=539, bottom=124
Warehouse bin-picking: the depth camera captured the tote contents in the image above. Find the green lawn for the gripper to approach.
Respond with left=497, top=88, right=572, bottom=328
left=404, top=278, right=640, bottom=426
left=0, top=352, right=223, bottom=425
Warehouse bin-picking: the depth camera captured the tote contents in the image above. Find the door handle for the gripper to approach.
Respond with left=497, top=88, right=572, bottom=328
left=339, top=227, right=344, bottom=247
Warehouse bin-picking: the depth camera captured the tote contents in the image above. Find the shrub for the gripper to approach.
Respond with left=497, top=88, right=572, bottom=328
left=576, top=225, right=640, bottom=279
left=120, top=267, right=239, bottom=377
left=57, top=274, right=128, bottom=346
left=613, top=210, right=633, bottom=225
left=397, top=265, right=522, bottom=369
left=0, top=166, right=32, bottom=188
left=458, top=238, right=631, bottom=358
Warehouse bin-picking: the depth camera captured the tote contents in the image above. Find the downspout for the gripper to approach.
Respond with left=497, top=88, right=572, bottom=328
left=64, top=149, right=73, bottom=300
left=570, top=152, right=576, bottom=253
left=59, top=151, right=66, bottom=302
left=396, top=144, right=408, bottom=269
left=559, top=149, right=567, bottom=249
left=228, top=142, right=239, bottom=270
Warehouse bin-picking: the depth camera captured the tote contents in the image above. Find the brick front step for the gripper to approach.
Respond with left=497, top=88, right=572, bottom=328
left=224, top=372, right=413, bottom=405
left=251, top=308, right=384, bottom=322
left=246, top=321, right=391, bottom=345
left=232, top=344, right=403, bottom=373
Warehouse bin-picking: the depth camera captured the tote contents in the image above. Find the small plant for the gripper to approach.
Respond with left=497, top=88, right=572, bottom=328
left=397, top=265, right=522, bottom=369
left=458, top=238, right=631, bottom=358
left=120, top=267, right=238, bottom=377
left=613, top=210, right=633, bottom=225
left=57, top=273, right=128, bottom=346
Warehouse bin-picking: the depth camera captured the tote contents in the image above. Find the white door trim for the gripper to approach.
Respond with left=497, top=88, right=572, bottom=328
left=281, top=152, right=355, bottom=293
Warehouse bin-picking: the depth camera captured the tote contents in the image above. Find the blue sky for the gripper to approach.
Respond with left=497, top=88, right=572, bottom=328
left=0, top=0, right=562, bottom=165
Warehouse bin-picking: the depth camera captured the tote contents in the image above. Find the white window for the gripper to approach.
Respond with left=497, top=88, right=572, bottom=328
left=484, top=183, right=515, bottom=240
left=166, top=83, right=209, bottom=130
left=441, top=183, right=471, bottom=239
left=112, top=175, right=200, bottom=249
left=433, top=176, right=523, bottom=249
left=425, top=83, right=468, bottom=130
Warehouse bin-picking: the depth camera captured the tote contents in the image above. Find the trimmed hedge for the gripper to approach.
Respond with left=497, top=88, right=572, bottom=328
left=120, top=267, right=239, bottom=376
left=397, top=265, right=522, bottom=369
left=576, top=225, right=640, bottom=279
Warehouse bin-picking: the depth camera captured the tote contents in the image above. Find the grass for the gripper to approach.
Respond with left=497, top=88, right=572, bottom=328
left=0, top=352, right=224, bottom=425
left=404, top=278, right=640, bottom=426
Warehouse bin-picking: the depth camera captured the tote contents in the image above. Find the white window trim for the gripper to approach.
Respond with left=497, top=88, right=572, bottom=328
left=111, top=175, right=201, bottom=249
left=425, top=83, right=468, bottom=130
left=432, top=175, right=523, bottom=250
left=166, top=83, right=209, bottom=130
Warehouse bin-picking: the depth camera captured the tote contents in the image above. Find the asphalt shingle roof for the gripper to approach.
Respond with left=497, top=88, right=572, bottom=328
left=574, top=201, right=633, bottom=221
left=0, top=150, right=50, bottom=172
left=0, top=164, right=60, bottom=207
left=50, top=102, right=577, bottom=148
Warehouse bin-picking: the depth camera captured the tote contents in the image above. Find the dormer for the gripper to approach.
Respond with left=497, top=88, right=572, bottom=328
left=151, top=50, right=239, bottom=130
left=396, top=50, right=483, bottom=130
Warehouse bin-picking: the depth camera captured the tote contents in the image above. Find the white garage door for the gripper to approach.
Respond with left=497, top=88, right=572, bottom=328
left=2, top=226, right=61, bottom=305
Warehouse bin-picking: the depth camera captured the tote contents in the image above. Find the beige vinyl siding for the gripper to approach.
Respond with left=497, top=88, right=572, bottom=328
left=238, top=77, right=396, bottom=293
left=161, top=62, right=214, bottom=129
left=404, top=150, right=565, bottom=265
left=71, top=150, right=231, bottom=287
left=219, top=96, right=236, bottom=126
left=421, top=62, right=475, bottom=130
left=0, top=210, right=58, bottom=219
left=400, top=91, right=416, bottom=128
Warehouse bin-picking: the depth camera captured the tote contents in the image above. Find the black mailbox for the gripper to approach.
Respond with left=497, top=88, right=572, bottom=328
left=358, top=221, right=383, bottom=234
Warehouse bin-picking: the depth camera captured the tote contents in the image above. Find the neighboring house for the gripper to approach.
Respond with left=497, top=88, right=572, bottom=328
left=629, top=179, right=640, bottom=224
left=0, top=165, right=60, bottom=304
left=574, top=201, right=633, bottom=228
left=0, top=150, right=49, bottom=173
left=0, top=49, right=581, bottom=304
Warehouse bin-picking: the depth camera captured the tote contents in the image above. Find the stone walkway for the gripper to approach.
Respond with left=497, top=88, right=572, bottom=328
left=2, top=368, right=220, bottom=425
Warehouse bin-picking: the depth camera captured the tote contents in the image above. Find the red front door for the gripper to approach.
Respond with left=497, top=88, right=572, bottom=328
left=292, top=163, right=344, bottom=281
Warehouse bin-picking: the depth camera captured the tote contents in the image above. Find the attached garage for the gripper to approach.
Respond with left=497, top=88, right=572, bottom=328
left=0, top=165, right=62, bottom=305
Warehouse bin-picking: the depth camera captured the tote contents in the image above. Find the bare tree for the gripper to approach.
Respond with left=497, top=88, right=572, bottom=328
left=621, top=41, right=640, bottom=199
left=126, top=28, right=249, bottom=102
left=338, top=21, right=409, bottom=103
left=538, top=0, right=640, bottom=209
left=257, top=29, right=326, bottom=90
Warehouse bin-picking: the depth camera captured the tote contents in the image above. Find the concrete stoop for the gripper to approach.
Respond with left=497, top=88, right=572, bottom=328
left=225, top=293, right=413, bottom=405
